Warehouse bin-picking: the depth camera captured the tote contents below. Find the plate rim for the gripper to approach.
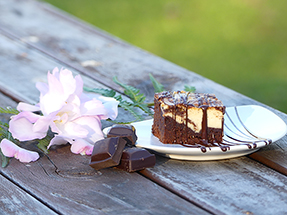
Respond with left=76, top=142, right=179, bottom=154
left=103, top=105, right=287, bottom=160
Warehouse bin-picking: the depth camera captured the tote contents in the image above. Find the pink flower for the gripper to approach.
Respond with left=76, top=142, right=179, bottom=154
left=70, top=139, right=94, bottom=155
left=9, top=112, right=49, bottom=141
left=36, top=68, right=84, bottom=115
left=0, top=139, right=39, bottom=163
left=48, top=116, right=104, bottom=155
left=9, top=68, right=119, bottom=156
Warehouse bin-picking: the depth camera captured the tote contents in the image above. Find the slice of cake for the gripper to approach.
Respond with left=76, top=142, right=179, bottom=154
left=152, top=91, right=225, bottom=146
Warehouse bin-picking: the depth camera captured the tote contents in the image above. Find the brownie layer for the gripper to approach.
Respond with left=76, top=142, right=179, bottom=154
left=152, top=91, right=225, bottom=145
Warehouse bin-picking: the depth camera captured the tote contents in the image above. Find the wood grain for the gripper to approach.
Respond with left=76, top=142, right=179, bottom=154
left=0, top=94, right=57, bottom=215
left=1, top=0, right=287, bottom=214
left=2, top=0, right=287, bottom=174
left=0, top=0, right=259, bottom=104
left=0, top=26, right=284, bottom=215
left=3, top=144, right=207, bottom=215
left=141, top=156, right=287, bottom=214
left=0, top=27, right=209, bottom=215
left=0, top=174, right=57, bottom=215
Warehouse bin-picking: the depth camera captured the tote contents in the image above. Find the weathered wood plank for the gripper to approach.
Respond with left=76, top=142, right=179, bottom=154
left=0, top=33, right=131, bottom=125
left=0, top=34, right=107, bottom=104
left=141, top=156, right=287, bottom=215
left=0, top=0, right=259, bottom=104
left=2, top=0, right=287, bottom=177
left=4, top=144, right=208, bottom=215
left=0, top=31, right=209, bottom=215
left=0, top=93, right=58, bottom=215
left=1, top=25, right=287, bottom=215
left=1, top=0, right=285, bottom=117
left=0, top=174, right=57, bottom=215
left=1, top=0, right=287, bottom=214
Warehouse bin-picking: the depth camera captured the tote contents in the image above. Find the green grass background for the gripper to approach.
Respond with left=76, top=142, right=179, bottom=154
left=44, top=0, right=287, bottom=113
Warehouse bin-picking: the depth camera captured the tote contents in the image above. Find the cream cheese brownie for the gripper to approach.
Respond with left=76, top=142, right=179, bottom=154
left=152, top=91, right=225, bottom=146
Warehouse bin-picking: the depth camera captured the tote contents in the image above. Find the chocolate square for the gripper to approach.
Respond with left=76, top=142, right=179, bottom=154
left=116, top=147, right=156, bottom=172
left=89, top=137, right=127, bottom=170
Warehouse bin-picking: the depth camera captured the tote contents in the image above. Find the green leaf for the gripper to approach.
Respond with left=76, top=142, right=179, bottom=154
left=134, top=102, right=153, bottom=117
left=0, top=121, right=9, bottom=129
left=0, top=107, right=19, bottom=115
left=0, top=121, right=20, bottom=167
left=36, top=135, right=53, bottom=154
left=84, top=87, right=116, bottom=97
left=37, top=142, right=49, bottom=154
left=116, top=99, right=144, bottom=121
left=86, top=76, right=163, bottom=123
left=0, top=149, right=10, bottom=168
left=113, top=76, right=146, bottom=103
left=0, top=123, right=19, bottom=145
left=184, top=85, right=196, bottom=93
left=149, top=73, right=164, bottom=93
left=106, top=119, right=137, bottom=124
left=0, top=123, right=14, bottom=168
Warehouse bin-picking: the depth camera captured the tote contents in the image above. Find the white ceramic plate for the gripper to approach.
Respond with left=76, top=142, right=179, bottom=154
left=104, top=105, right=287, bottom=161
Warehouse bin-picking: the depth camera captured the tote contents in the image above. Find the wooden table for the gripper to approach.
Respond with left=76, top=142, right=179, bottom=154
left=1, top=1, right=287, bottom=214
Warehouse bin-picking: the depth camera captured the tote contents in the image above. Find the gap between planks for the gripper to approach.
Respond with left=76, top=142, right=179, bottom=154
left=248, top=153, right=287, bottom=176
left=1, top=23, right=287, bottom=193
left=139, top=169, right=224, bottom=215
left=0, top=170, right=62, bottom=215
left=0, top=28, right=121, bottom=93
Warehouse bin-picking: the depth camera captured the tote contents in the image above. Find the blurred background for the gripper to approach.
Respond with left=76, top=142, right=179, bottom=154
left=44, top=0, right=287, bottom=113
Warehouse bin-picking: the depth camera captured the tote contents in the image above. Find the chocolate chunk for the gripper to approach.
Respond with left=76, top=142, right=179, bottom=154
left=107, top=124, right=138, bottom=146
left=116, top=147, right=156, bottom=172
left=89, top=137, right=127, bottom=170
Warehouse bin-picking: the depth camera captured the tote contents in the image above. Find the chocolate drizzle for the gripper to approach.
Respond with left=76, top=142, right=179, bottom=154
left=189, top=106, right=272, bottom=153
left=153, top=92, right=272, bottom=153
left=155, top=91, right=225, bottom=144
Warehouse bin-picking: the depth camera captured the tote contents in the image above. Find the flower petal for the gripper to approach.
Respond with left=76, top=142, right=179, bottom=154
left=0, top=139, right=19, bottom=157
left=36, top=82, right=49, bottom=97
left=74, top=74, right=84, bottom=97
left=39, top=71, right=65, bottom=115
left=70, top=139, right=94, bottom=155
left=40, top=91, right=65, bottom=116
left=97, top=96, right=119, bottom=120
left=47, top=69, right=64, bottom=96
left=80, top=98, right=107, bottom=116
left=72, top=116, right=104, bottom=142
left=57, top=121, right=89, bottom=139
left=80, top=96, right=119, bottom=120
left=0, top=139, right=39, bottom=163
left=33, top=115, right=52, bottom=134
left=11, top=68, right=119, bottom=159
left=9, top=112, right=47, bottom=141
left=52, top=67, right=60, bottom=77
left=59, top=69, right=83, bottom=98
left=17, top=102, right=41, bottom=112
left=48, top=135, right=70, bottom=148
left=16, top=148, right=40, bottom=163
